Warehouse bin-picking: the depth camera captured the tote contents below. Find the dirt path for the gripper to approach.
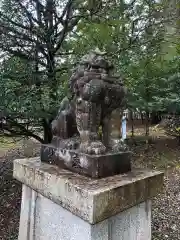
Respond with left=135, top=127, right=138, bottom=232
left=0, top=141, right=40, bottom=240
left=0, top=155, right=21, bottom=240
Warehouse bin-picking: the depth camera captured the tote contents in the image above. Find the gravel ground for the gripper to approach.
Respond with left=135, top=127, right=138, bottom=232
left=130, top=135, right=180, bottom=240
left=0, top=137, right=180, bottom=239
left=152, top=167, right=180, bottom=240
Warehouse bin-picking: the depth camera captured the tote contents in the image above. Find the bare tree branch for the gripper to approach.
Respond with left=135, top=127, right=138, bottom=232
left=17, top=0, right=42, bottom=26
left=0, top=0, right=105, bottom=142
left=0, top=116, right=44, bottom=143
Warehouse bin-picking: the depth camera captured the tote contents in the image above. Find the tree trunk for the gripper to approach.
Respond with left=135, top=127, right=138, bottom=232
left=42, top=118, right=53, bottom=143
left=130, top=110, right=134, bottom=138
left=141, top=112, right=144, bottom=124
left=46, top=0, right=57, bottom=102
left=47, top=52, right=57, bottom=100
left=151, top=111, right=161, bottom=125
left=145, top=111, right=149, bottom=136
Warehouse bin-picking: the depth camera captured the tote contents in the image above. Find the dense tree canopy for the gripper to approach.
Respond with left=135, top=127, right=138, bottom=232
left=0, top=0, right=179, bottom=142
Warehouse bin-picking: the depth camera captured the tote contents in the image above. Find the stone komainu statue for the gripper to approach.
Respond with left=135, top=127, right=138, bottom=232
left=51, top=49, right=127, bottom=155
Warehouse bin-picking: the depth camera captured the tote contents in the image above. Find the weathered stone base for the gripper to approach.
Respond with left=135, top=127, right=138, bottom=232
left=40, top=144, right=131, bottom=178
left=14, top=157, right=164, bottom=240
left=18, top=185, right=152, bottom=240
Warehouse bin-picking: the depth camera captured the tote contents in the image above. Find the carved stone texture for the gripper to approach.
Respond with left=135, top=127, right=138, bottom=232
left=41, top=144, right=131, bottom=179
left=69, top=49, right=128, bottom=154
left=41, top=49, right=130, bottom=178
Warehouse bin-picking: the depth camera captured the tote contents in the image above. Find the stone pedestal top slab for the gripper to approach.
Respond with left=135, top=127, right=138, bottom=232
left=13, top=157, right=164, bottom=224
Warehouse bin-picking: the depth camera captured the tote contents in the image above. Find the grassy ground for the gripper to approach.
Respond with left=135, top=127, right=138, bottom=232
left=0, top=127, right=180, bottom=239
left=0, top=137, right=20, bottom=157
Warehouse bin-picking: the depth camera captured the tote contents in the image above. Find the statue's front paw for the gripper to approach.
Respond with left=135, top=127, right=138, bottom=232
left=88, top=141, right=106, bottom=155
left=111, top=139, right=129, bottom=152
left=80, top=141, right=106, bottom=155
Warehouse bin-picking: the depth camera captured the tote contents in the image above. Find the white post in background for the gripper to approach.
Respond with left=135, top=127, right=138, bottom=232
left=121, top=114, right=127, bottom=140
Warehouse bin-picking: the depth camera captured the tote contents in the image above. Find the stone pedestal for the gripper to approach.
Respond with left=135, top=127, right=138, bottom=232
left=13, top=157, right=164, bottom=240
left=41, top=144, right=131, bottom=178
